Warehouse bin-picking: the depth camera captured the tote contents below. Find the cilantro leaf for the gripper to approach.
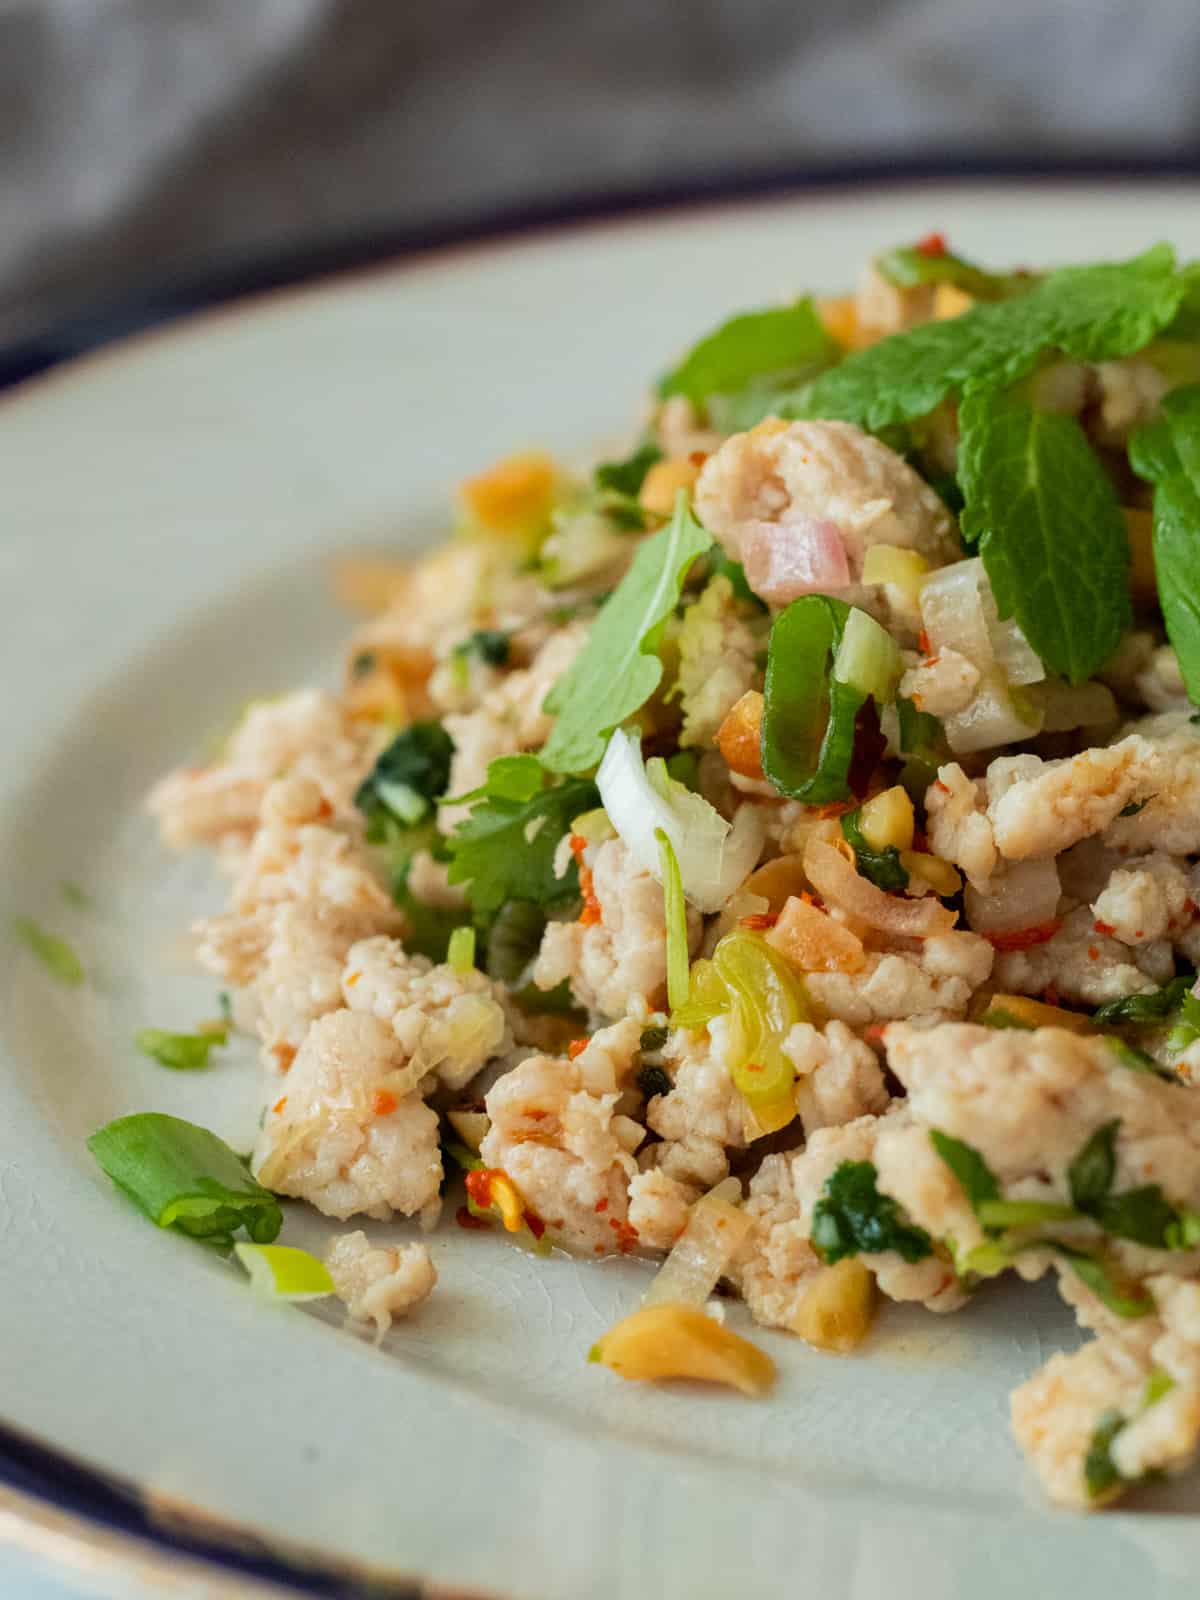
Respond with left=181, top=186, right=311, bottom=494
left=1129, top=385, right=1200, bottom=701
left=540, top=496, right=712, bottom=773
left=659, top=298, right=837, bottom=410
left=594, top=442, right=663, bottom=498
left=354, top=721, right=454, bottom=828
left=446, top=760, right=597, bottom=916
left=746, top=245, right=1185, bottom=432
left=452, top=629, right=511, bottom=669
left=810, top=1160, right=933, bottom=1265
left=841, top=808, right=909, bottom=892
left=957, top=389, right=1131, bottom=683
left=1068, top=1120, right=1183, bottom=1248
left=1168, top=991, right=1200, bottom=1054
left=1084, top=1409, right=1128, bottom=1500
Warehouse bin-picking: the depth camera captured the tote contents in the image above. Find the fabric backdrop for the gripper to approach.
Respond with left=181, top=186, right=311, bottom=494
left=3, top=0, right=1200, bottom=343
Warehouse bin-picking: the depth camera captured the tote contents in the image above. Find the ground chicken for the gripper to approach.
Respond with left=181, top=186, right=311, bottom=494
left=805, top=931, right=993, bottom=1028
left=673, top=576, right=764, bottom=750
left=1091, top=854, right=1195, bottom=947
left=899, top=648, right=981, bottom=719
left=440, top=623, right=588, bottom=826
left=644, top=1020, right=751, bottom=1190
left=788, top=1113, right=966, bottom=1311
left=694, top=419, right=959, bottom=608
left=340, top=936, right=511, bottom=1090
left=147, top=690, right=374, bottom=849
left=728, top=1154, right=822, bottom=1331
left=326, top=1230, right=437, bottom=1333
left=925, top=765, right=998, bottom=888
left=626, top=1168, right=696, bottom=1252
left=480, top=1019, right=645, bottom=1255
left=253, top=1011, right=443, bottom=1223
left=992, top=904, right=1168, bottom=1006
left=783, top=1020, right=890, bottom=1134
left=532, top=836, right=701, bottom=1020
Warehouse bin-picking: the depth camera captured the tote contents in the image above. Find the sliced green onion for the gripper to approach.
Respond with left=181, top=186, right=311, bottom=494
left=670, top=958, right=732, bottom=1030
left=135, top=1027, right=228, bottom=1071
left=447, top=926, right=477, bottom=973
left=1056, top=1246, right=1156, bottom=1319
left=234, top=1242, right=335, bottom=1301
left=833, top=606, right=903, bottom=703
left=760, top=595, right=864, bottom=803
left=87, top=1113, right=282, bottom=1247
left=712, top=929, right=807, bottom=1134
left=656, top=829, right=690, bottom=1012
left=13, top=916, right=84, bottom=985
left=975, top=1199, right=1080, bottom=1229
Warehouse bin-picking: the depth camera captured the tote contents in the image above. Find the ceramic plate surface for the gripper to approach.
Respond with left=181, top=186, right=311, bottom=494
left=4, top=181, right=1200, bottom=1600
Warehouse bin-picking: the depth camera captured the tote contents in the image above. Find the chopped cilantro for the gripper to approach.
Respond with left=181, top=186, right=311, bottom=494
left=958, top=389, right=1130, bottom=684
left=1084, top=1409, right=1128, bottom=1501
left=446, top=758, right=597, bottom=918
left=811, top=1160, right=933, bottom=1265
left=1068, top=1120, right=1184, bottom=1249
left=929, top=1130, right=1000, bottom=1214
left=452, top=629, right=512, bottom=669
left=1118, top=797, right=1151, bottom=818
left=841, top=808, right=910, bottom=892
left=1167, top=991, right=1200, bottom=1055
left=354, top=721, right=454, bottom=828
left=1067, top=1121, right=1119, bottom=1213
left=1056, top=1246, right=1156, bottom=1318
left=594, top=442, right=663, bottom=498
left=135, top=1027, right=227, bottom=1071
left=1106, top=1037, right=1177, bottom=1080
left=636, top=1064, right=672, bottom=1101
left=540, top=495, right=712, bottom=773
left=1093, top=973, right=1196, bottom=1027
left=639, top=1025, right=669, bottom=1054
left=13, top=916, right=84, bottom=985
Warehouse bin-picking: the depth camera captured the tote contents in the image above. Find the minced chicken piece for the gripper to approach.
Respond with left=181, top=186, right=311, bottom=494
left=729, top=1154, right=822, bottom=1331
left=147, top=690, right=374, bottom=850
left=253, top=1010, right=443, bottom=1223
left=340, top=936, right=510, bottom=1090
left=626, top=1168, right=696, bottom=1252
left=326, top=1230, right=437, bottom=1333
left=992, top=904, right=1167, bottom=1006
left=673, top=576, right=764, bottom=750
left=532, top=835, right=701, bottom=1020
left=644, top=1020, right=752, bottom=1191
left=899, top=648, right=981, bottom=719
left=925, top=764, right=998, bottom=888
left=480, top=1019, right=645, bottom=1255
left=694, top=419, right=959, bottom=608
left=804, top=931, right=993, bottom=1028
left=1090, top=854, right=1195, bottom=947
left=782, top=1020, right=890, bottom=1135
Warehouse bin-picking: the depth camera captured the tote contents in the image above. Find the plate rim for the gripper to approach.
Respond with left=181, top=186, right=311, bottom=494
left=4, top=163, right=1200, bottom=1599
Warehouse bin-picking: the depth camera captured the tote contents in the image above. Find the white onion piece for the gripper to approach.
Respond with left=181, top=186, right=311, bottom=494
left=643, top=1179, right=753, bottom=1308
left=943, top=670, right=1044, bottom=755
left=803, top=838, right=956, bottom=938
left=989, top=617, right=1046, bottom=686
left=919, top=557, right=994, bottom=665
left=597, top=729, right=764, bottom=914
left=740, top=516, right=850, bottom=605
left=964, top=859, right=1062, bottom=935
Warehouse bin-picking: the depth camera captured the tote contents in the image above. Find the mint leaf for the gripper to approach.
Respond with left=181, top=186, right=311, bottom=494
left=1068, top=1121, right=1119, bottom=1212
left=1129, top=385, right=1200, bottom=701
left=747, top=245, right=1184, bottom=432
left=958, top=390, right=1131, bottom=683
left=540, top=496, right=712, bottom=773
left=446, top=761, right=597, bottom=916
left=810, top=1160, right=933, bottom=1265
left=875, top=242, right=1031, bottom=302
left=659, top=298, right=837, bottom=409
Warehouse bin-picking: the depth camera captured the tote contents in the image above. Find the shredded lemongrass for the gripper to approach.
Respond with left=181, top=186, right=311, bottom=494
left=234, top=1243, right=335, bottom=1301
left=643, top=1178, right=752, bottom=1308
left=656, top=828, right=690, bottom=1012
left=447, top=926, right=477, bottom=972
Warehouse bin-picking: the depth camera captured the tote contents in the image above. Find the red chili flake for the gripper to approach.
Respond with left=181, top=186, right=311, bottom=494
left=525, top=1211, right=547, bottom=1240
left=609, top=1218, right=640, bottom=1253
left=1186, top=899, right=1198, bottom=917
left=1094, top=920, right=1116, bottom=937
left=465, top=1169, right=496, bottom=1210
left=924, top=655, right=941, bottom=669
left=372, top=1089, right=398, bottom=1117
left=316, top=798, right=334, bottom=820
left=456, top=1205, right=491, bottom=1231
left=739, top=913, right=779, bottom=930
left=568, top=834, right=588, bottom=864
left=567, top=1037, right=589, bottom=1059
left=932, top=779, right=949, bottom=794
left=742, top=1061, right=766, bottom=1074
left=526, top=1108, right=548, bottom=1121
left=986, top=919, right=1063, bottom=953
left=688, top=450, right=709, bottom=467
left=594, top=1197, right=609, bottom=1214
left=271, top=1042, right=296, bottom=1072
left=1087, top=946, right=1100, bottom=961
left=272, top=1096, right=287, bottom=1114
left=574, top=844, right=602, bottom=925
left=916, top=232, right=947, bottom=257
left=863, top=1023, right=888, bottom=1045
left=811, top=800, right=855, bottom=820
left=917, top=629, right=932, bottom=654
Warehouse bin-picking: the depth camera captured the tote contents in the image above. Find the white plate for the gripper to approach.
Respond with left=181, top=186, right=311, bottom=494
left=5, top=180, right=1200, bottom=1600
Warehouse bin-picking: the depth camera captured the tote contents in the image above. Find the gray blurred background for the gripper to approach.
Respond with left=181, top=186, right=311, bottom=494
left=3, top=0, right=1200, bottom=347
